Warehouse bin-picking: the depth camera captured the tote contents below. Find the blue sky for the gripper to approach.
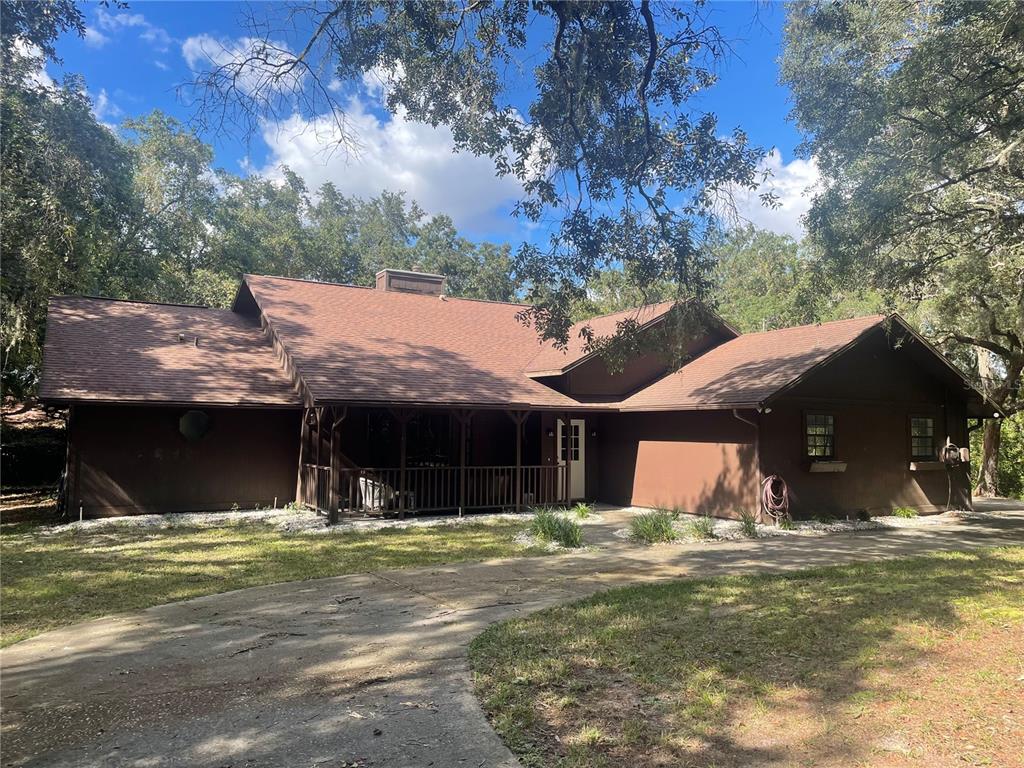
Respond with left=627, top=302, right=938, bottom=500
left=46, top=1, right=817, bottom=241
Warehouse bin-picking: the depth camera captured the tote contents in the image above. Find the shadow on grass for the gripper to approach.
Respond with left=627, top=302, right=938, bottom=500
left=470, top=547, right=1024, bottom=768
left=0, top=519, right=544, bottom=646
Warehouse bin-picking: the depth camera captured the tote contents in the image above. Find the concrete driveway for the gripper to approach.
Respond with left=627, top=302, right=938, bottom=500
left=3, top=501, right=1023, bottom=768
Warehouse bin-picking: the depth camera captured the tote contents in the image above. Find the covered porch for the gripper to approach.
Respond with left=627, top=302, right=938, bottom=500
left=296, top=405, right=595, bottom=523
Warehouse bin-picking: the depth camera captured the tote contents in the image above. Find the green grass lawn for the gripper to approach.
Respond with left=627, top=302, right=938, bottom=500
left=1, top=515, right=546, bottom=647
left=470, top=547, right=1024, bottom=768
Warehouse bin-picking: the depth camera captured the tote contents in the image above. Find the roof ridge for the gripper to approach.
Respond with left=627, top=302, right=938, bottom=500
left=50, top=294, right=214, bottom=310
left=573, top=298, right=679, bottom=325
left=734, top=313, right=886, bottom=339
left=245, top=273, right=534, bottom=309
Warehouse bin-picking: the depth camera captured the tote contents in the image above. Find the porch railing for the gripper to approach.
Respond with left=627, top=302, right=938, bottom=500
left=299, top=463, right=331, bottom=512
left=301, top=463, right=565, bottom=517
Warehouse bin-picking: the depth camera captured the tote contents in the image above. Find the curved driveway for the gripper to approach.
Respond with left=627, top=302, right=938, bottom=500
left=3, top=502, right=1023, bottom=768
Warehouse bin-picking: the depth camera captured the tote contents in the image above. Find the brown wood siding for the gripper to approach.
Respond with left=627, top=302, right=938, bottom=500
left=546, top=321, right=732, bottom=398
left=69, top=405, right=300, bottom=517
left=596, top=411, right=758, bottom=517
left=761, top=332, right=971, bottom=516
left=760, top=401, right=967, bottom=516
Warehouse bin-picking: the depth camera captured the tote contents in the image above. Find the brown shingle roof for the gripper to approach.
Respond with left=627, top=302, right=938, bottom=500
left=39, top=297, right=300, bottom=406
left=620, top=315, right=886, bottom=410
left=243, top=275, right=585, bottom=408
left=48, top=281, right=979, bottom=415
left=524, top=301, right=679, bottom=377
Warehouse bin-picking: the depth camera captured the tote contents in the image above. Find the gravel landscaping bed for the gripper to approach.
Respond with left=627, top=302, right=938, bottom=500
left=614, top=508, right=991, bottom=543
left=47, top=507, right=540, bottom=535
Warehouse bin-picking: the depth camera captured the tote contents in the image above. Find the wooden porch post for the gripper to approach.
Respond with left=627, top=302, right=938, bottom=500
left=506, top=410, right=528, bottom=512
left=296, top=407, right=311, bottom=504
left=453, top=409, right=473, bottom=517
left=328, top=406, right=347, bottom=526
left=314, top=407, right=324, bottom=512
left=390, top=409, right=411, bottom=519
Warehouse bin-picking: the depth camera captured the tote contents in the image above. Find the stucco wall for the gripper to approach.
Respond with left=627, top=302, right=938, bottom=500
left=68, top=405, right=300, bottom=517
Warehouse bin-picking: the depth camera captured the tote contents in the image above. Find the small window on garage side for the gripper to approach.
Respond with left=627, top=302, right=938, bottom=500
left=910, top=416, right=935, bottom=460
left=805, top=413, right=835, bottom=459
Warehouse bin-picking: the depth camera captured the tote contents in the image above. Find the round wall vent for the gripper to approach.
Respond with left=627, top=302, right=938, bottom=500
left=179, top=410, right=211, bottom=441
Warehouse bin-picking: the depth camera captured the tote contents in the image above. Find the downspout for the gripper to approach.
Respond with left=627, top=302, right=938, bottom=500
left=732, top=408, right=761, bottom=520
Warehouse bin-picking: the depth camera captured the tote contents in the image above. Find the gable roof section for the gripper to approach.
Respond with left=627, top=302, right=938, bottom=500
left=41, top=279, right=997, bottom=417
left=620, top=315, right=887, bottom=410
left=39, top=297, right=300, bottom=406
left=525, top=301, right=680, bottom=377
left=242, top=274, right=584, bottom=408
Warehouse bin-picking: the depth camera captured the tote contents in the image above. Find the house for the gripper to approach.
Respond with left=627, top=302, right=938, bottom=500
left=39, top=269, right=1002, bottom=521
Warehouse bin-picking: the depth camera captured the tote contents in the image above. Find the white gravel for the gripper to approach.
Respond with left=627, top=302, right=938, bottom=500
left=616, top=508, right=987, bottom=543
left=46, top=507, right=538, bottom=536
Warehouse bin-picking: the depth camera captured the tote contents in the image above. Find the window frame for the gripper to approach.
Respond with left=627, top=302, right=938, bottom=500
left=803, top=411, right=837, bottom=461
left=908, top=414, right=937, bottom=461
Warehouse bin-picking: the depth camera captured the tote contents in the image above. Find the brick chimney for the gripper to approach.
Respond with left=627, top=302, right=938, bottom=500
left=375, top=269, right=447, bottom=297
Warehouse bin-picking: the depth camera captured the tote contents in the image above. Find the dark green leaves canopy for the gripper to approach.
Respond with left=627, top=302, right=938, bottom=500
left=188, top=1, right=768, bottom=345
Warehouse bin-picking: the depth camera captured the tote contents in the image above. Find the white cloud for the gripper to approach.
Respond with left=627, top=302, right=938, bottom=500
left=12, top=39, right=54, bottom=88
left=730, top=149, right=821, bottom=239
left=95, top=9, right=172, bottom=52
left=83, top=27, right=110, bottom=48
left=92, top=88, right=123, bottom=128
left=182, top=34, right=306, bottom=96
left=153, top=60, right=170, bottom=71
left=255, top=74, right=522, bottom=234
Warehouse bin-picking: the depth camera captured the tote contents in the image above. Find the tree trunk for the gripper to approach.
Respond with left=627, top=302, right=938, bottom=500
left=974, top=419, right=1002, bottom=497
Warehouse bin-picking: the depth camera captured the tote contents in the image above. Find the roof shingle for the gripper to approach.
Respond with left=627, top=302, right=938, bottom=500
left=39, top=297, right=300, bottom=406
left=620, top=315, right=885, bottom=410
left=244, top=275, right=585, bottom=408
left=524, top=301, right=679, bottom=376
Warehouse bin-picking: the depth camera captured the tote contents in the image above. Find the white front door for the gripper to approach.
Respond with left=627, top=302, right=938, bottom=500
left=557, top=419, right=586, bottom=500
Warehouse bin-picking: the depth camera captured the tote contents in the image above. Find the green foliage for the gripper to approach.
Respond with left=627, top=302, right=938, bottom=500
left=709, top=225, right=882, bottom=333
left=892, top=507, right=919, bottom=519
left=738, top=509, right=758, bottom=538
left=971, top=412, right=1024, bottom=501
left=629, top=510, right=678, bottom=544
left=688, top=513, right=717, bottom=540
left=781, top=0, right=1023, bottom=492
left=0, top=79, right=520, bottom=394
left=531, top=509, right=583, bottom=548
left=572, top=502, right=592, bottom=520
left=186, top=2, right=768, bottom=349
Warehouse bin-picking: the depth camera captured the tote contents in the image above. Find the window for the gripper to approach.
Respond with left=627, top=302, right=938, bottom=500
left=805, top=413, right=835, bottom=459
left=560, top=423, right=580, bottom=462
left=910, top=416, right=935, bottom=460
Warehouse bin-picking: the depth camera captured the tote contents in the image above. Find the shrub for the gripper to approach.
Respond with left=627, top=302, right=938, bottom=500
left=688, top=514, right=717, bottom=540
left=893, top=506, right=918, bottom=519
left=630, top=510, right=678, bottom=543
left=573, top=502, right=593, bottom=519
left=531, top=509, right=583, bottom=548
left=738, top=509, right=758, bottom=538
